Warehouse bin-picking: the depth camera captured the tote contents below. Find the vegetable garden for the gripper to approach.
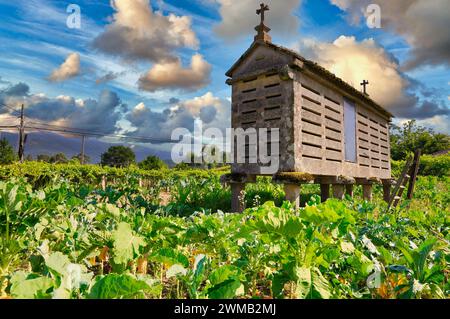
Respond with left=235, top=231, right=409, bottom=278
left=0, top=162, right=449, bottom=299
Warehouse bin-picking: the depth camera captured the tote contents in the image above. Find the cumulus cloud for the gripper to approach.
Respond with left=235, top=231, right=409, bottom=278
left=138, top=54, right=211, bottom=92
left=0, top=81, right=123, bottom=134
left=0, top=82, right=30, bottom=114
left=48, top=53, right=81, bottom=82
left=1, top=82, right=30, bottom=97
left=296, top=36, right=449, bottom=128
left=93, top=0, right=199, bottom=63
left=25, top=90, right=124, bottom=133
left=215, top=0, right=302, bottom=40
left=126, top=92, right=230, bottom=140
left=330, top=0, right=450, bottom=69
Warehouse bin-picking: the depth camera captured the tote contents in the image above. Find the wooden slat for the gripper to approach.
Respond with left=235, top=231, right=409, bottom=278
left=302, top=97, right=324, bottom=114
left=302, top=144, right=322, bottom=158
left=325, top=118, right=341, bottom=132
left=371, top=158, right=381, bottom=167
left=237, top=75, right=281, bottom=91
left=358, top=155, right=370, bottom=165
left=325, top=149, right=342, bottom=161
left=302, top=109, right=322, bottom=125
left=325, top=128, right=341, bottom=141
left=370, top=127, right=379, bottom=137
left=324, top=107, right=341, bottom=122
left=324, top=97, right=342, bottom=114
left=265, top=95, right=284, bottom=107
left=325, top=138, right=341, bottom=150
left=264, top=85, right=282, bottom=97
left=302, top=121, right=322, bottom=135
left=263, top=107, right=281, bottom=119
left=302, top=132, right=323, bottom=147
left=358, top=139, right=370, bottom=149
left=370, top=151, right=380, bottom=160
left=241, top=112, right=258, bottom=123
left=301, top=86, right=321, bottom=103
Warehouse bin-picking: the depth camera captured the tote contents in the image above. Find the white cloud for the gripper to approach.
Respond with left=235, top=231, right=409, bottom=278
left=138, top=54, right=211, bottom=92
left=214, top=0, right=302, bottom=40
left=93, top=0, right=199, bottom=63
left=415, top=115, right=450, bottom=134
left=126, top=92, right=231, bottom=140
left=329, top=0, right=450, bottom=69
left=296, top=36, right=449, bottom=122
left=48, top=53, right=80, bottom=82
left=177, top=92, right=222, bottom=115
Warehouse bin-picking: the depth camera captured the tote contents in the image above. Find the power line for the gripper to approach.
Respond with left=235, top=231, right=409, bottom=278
left=3, top=107, right=181, bottom=144
left=0, top=116, right=20, bottom=122
left=0, top=102, right=21, bottom=115
left=25, top=125, right=174, bottom=144
left=3, top=118, right=177, bottom=144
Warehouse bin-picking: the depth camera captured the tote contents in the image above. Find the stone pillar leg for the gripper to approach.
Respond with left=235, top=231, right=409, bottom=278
left=101, top=176, right=107, bottom=191
left=345, top=185, right=354, bottom=197
left=320, top=184, right=330, bottom=203
left=332, top=185, right=345, bottom=200
left=284, top=184, right=301, bottom=210
left=231, top=183, right=246, bottom=213
left=383, top=183, right=391, bottom=203
left=363, top=184, right=373, bottom=201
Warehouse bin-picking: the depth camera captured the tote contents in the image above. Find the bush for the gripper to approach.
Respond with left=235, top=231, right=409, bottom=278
left=392, top=154, right=449, bottom=177
left=101, top=146, right=136, bottom=168
left=0, top=138, right=16, bottom=165
left=139, top=155, right=168, bottom=171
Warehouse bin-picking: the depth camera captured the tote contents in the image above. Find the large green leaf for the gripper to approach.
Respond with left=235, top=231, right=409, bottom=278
left=295, top=267, right=312, bottom=299
left=254, top=204, right=302, bottom=238
left=207, top=265, right=242, bottom=299
left=150, top=248, right=189, bottom=268
left=10, top=271, right=54, bottom=299
left=46, top=252, right=71, bottom=276
left=294, top=267, right=331, bottom=299
left=207, top=278, right=241, bottom=299
left=88, top=274, right=151, bottom=299
left=112, top=222, right=146, bottom=266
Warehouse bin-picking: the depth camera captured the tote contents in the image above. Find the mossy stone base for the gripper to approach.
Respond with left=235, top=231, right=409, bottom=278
left=273, top=172, right=314, bottom=184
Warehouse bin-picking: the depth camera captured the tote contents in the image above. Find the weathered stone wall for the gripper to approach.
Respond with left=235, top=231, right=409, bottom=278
left=231, top=71, right=294, bottom=175
left=293, top=70, right=391, bottom=179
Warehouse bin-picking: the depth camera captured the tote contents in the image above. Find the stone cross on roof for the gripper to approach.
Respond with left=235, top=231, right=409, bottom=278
left=256, top=3, right=269, bottom=25
left=254, top=3, right=272, bottom=43
left=361, top=80, right=369, bottom=95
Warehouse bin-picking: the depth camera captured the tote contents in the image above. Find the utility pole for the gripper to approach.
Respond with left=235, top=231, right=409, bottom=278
left=18, top=104, right=25, bottom=162
left=81, top=135, right=86, bottom=165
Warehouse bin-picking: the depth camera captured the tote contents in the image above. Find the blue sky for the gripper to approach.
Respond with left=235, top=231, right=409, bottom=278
left=0, top=0, right=448, bottom=148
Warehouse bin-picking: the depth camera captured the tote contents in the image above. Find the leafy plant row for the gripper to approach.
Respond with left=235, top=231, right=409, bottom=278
left=0, top=176, right=448, bottom=299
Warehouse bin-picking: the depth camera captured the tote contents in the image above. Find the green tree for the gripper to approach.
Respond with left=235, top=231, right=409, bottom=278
left=101, top=146, right=136, bottom=168
left=139, top=155, right=167, bottom=170
left=0, top=138, right=16, bottom=164
left=390, top=120, right=450, bottom=160
left=37, top=154, right=51, bottom=163
left=72, top=153, right=91, bottom=164
left=50, top=153, right=69, bottom=164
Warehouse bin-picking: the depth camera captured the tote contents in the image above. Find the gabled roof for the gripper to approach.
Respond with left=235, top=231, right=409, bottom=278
left=226, top=40, right=393, bottom=119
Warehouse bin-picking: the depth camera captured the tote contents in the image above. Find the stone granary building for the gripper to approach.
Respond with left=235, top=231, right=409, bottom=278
left=221, top=3, right=394, bottom=212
